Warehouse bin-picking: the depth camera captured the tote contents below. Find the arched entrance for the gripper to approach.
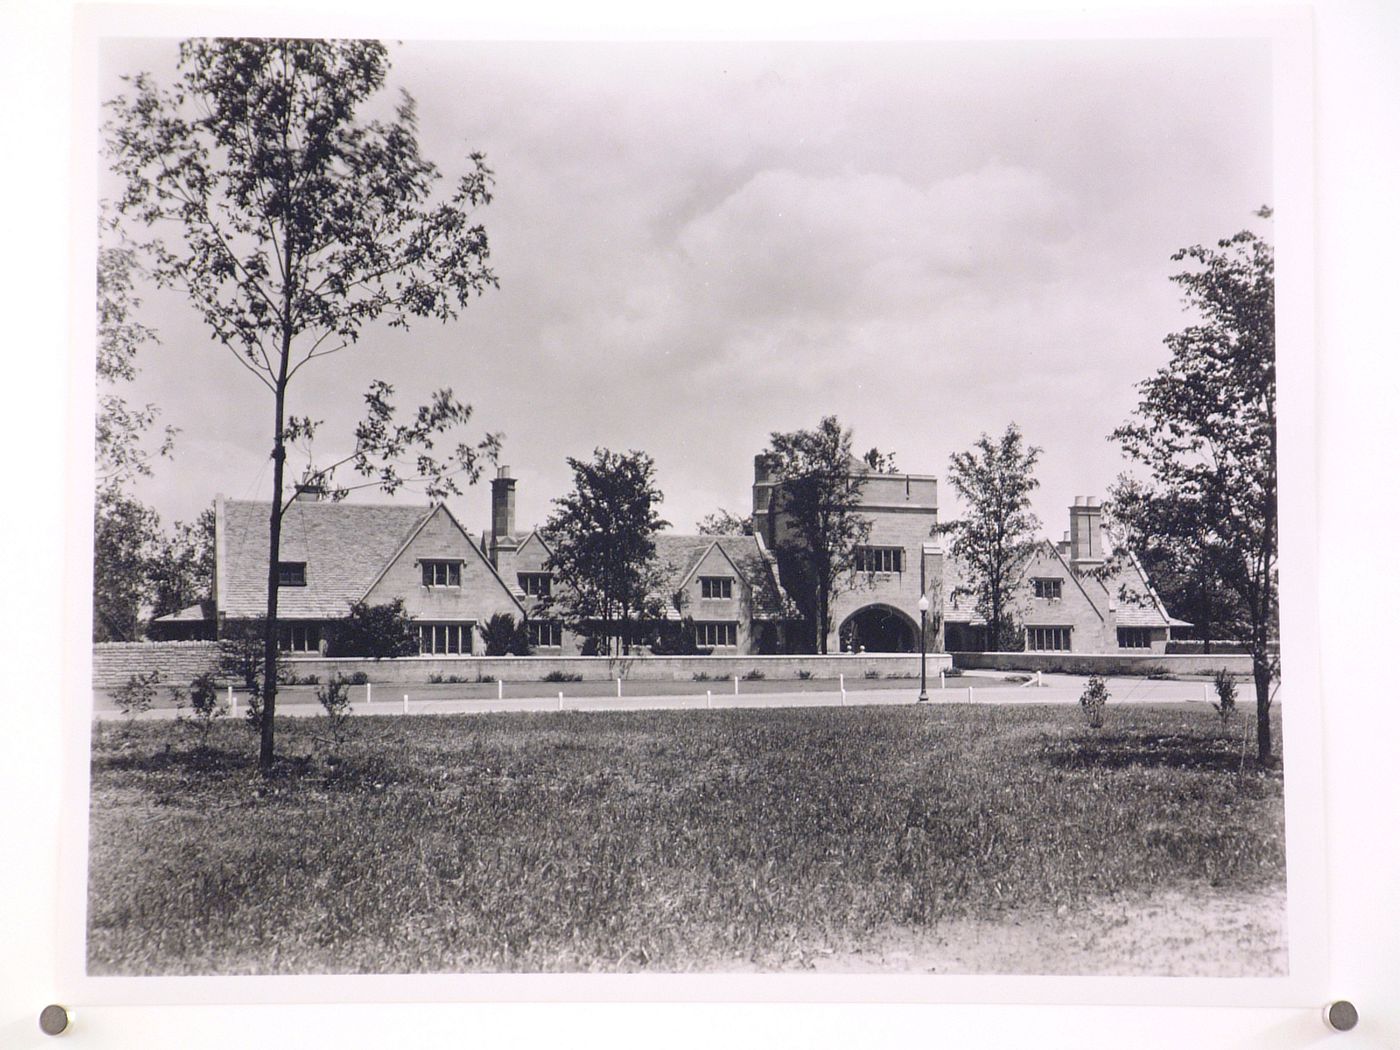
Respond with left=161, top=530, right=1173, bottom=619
left=839, top=604, right=919, bottom=653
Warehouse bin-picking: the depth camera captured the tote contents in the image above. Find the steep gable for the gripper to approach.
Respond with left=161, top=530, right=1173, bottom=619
left=362, top=504, right=526, bottom=621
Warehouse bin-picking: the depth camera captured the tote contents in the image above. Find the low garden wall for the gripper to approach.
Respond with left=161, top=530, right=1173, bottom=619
left=951, top=651, right=1257, bottom=677
left=92, top=641, right=222, bottom=689
left=93, top=643, right=953, bottom=688
left=276, top=651, right=955, bottom=684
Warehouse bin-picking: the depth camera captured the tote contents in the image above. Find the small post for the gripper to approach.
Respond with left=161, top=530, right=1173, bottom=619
left=1037, top=670, right=1043, bottom=688
left=230, top=690, right=237, bottom=718
left=1204, top=681, right=1210, bottom=703
left=707, top=689, right=712, bottom=709
left=840, top=687, right=846, bottom=706
left=940, top=670, right=945, bottom=689
left=497, top=679, right=503, bottom=700
left=839, top=673, right=845, bottom=692
left=558, top=691, right=564, bottom=710
left=733, top=676, right=739, bottom=695
left=968, top=686, right=973, bottom=704
left=366, top=682, right=372, bottom=705
left=617, top=677, right=622, bottom=698
left=403, top=693, right=408, bottom=714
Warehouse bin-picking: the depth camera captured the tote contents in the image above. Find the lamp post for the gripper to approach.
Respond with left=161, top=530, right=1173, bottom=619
left=917, top=594, right=930, bottom=702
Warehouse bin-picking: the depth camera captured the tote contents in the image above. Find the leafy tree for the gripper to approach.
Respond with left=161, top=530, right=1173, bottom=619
left=93, top=218, right=176, bottom=641
left=1111, top=208, right=1279, bottom=762
left=481, top=612, right=533, bottom=656
left=93, top=490, right=162, bottom=642
left=107, top=39, right=500, bottom=772
left=147, top=506, right=216, bottom=619
left=763, top=416, right=873, bottom=654
left=1105, top=478, right=1246, bottom=652
left=544, top=448, right=669, bottom=656
left=696, top=508, right=753, bottom=536
left=329, top=600, right=418, bottom=659
left=940, top=424, right=1043, bottom=652
left=862, top=447, right=898, bottom=473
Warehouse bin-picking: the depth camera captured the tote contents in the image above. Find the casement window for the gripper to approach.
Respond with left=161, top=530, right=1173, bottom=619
left=417, top=622, right=473, bottom=655
left=1026, top=626, right=1072, bottom=652
left=278, top=622, right=320, bottom=652
left=854, top=546, right=904, bottom=573
left=421, top=560, right=462, bottom=587
left=277, top=561, right=307, bottom=587
left=1032, top=577, right=1063, bottom=600
left=694, top=621, right=738, bottom=648
left=1117, top=627, right=1152, bottom=649
left=527, top=621, right=563, bottom=648
left=518, top=572, right=552, bottom=598
left=699, top=576, right=734, bottom=599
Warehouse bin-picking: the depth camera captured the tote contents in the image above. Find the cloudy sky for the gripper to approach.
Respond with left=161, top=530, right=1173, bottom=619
left=97, top=36, right=1272, bottom=540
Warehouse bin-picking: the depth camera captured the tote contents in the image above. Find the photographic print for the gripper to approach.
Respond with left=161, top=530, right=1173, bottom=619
left=84, top=29, right=1296, bottom=986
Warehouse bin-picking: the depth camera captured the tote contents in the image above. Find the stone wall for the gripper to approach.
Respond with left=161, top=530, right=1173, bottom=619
left=274, top=651, right=955, bottom=684
left=952, top=651, right=1257, bottom=677
left=93, top=643, right=954, bottom=688
left=92, top=642, right=222, bottom=689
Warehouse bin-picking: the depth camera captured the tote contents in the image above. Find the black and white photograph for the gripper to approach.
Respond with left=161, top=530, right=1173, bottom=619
left=81, top=27, right=1299, bottom=986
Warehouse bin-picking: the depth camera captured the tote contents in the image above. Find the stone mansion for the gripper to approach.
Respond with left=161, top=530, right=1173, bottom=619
left=153, top=455, right=1185, bottom=656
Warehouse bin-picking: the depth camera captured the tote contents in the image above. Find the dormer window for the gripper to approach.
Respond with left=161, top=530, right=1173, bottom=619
left=421, top=560, right=462, bottom=587
left=1033, top=577, right=1063, bottom=600
left=519, top=572, right=552, bottom=598
left=277, top=561, right=306, bottom=587
left=699, top=576, right=733, bottom=599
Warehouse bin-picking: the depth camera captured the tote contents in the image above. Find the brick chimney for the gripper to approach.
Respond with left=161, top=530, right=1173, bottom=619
left=1069, top=496, right=1104, bottom=568
left=491, top=466, right=516, bottom=546
left=753, top=453, right=780, bottom=546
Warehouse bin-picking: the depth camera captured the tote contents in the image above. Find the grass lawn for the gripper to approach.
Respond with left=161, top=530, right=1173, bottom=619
left=87, top=703, right=1285, bottom=975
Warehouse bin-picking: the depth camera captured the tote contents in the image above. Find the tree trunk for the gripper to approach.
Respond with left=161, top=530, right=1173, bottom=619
left=260, top=432, right=285, bottom=774
left=1252, top=648, right=1273, bottom=763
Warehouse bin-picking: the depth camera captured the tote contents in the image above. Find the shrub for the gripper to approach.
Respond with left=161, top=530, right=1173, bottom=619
left=1212, top=669, right=1238, bottom=727
left=346, top=671, right=369, bottom=686
left=944, top=667, right=964, bottom=678
left=183, top=671, right=226, bottom=749
left=648, top=616, right=701, bottom=656
left=327, top=599, right=418, bottom=659
left=315, top=674, right=355, bottom=756
left=476, top=674, right=496, bottom=684
left=482, top=612, right=533, bottom=656
left=113, top=670, right=161, bottom=719
left=692, top=672, right=713, bottom=682
left=242, top=689, right=265, bottom=735
left=218, top=618, right=275, bottom=693
left=864, top=668, right=882, bottom=680
left=543, top=670, right=583, bottom=683
left=742, top=669, right=766, bottom=681
left=795, top=670, right=814, bottom=680
left=1079, top=674, right=1109, bottom=729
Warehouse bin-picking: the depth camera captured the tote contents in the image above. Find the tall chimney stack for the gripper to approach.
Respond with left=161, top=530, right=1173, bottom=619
left=1069, top=496, right=1104, bottom=568
left=491, top=466, right=517, bottom=553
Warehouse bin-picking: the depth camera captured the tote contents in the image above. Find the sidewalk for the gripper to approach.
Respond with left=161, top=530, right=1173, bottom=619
left=93, top=676, right=1220, bottom=721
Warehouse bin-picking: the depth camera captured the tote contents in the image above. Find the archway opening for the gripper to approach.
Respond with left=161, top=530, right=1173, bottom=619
left=839, top=604, right=919, bottom=653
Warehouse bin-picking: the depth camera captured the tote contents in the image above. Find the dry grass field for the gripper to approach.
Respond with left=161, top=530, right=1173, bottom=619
left=86, top=702, right=1285, bottom=975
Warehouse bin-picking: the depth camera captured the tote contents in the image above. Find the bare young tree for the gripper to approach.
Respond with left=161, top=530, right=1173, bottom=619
left=106, top=39, right=500, bottom=771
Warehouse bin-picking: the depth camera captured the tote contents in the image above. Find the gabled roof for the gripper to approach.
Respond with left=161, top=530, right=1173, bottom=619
left=650, top=533, right=789, bottom=619
left=940, top=537, right=1178, bottom=630
left=363, top=503, right=529, bottom=615
left=217, top=498, right=434, bottom=620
